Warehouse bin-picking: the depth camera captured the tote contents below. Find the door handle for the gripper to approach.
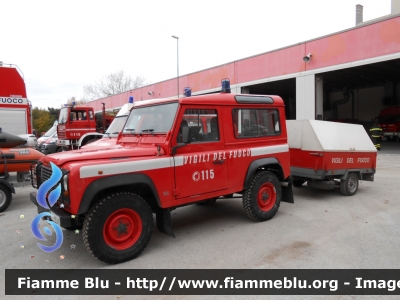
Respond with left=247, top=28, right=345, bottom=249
left=213, top=159, right=225, bottom=164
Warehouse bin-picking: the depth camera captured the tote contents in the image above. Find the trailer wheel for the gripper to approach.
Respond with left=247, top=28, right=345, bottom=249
left=83, top=192, right=153, bottom=264
left=340, top=173, right=359, bottom=196
left=0, top=184, right=12, bottom=212
left=293, top=180, right=306, bottom=187
left=243, top=171, right=281, bottom=222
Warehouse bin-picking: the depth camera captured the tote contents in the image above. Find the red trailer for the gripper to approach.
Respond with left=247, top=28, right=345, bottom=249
left=287, top=120, right=377, bottom=196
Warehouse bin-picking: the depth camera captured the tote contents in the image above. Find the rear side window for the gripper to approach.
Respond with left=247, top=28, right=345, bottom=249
left=232, top=109, right=280, bottom=138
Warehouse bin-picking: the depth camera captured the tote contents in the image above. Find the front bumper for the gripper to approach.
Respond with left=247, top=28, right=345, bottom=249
left=56, top=139, right=71, bottom=147
left=30, top=191, right=75, bottom=228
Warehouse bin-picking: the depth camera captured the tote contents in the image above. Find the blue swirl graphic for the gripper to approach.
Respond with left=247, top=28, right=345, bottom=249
left=36, top=162, right=62, bottom=209
left=31, top=212, right=63, bottom=252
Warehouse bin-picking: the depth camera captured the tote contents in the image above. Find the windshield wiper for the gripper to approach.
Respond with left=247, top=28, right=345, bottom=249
left=141, top=129, right=154, bottom=135
left=124, top=128, right=136, bottom=136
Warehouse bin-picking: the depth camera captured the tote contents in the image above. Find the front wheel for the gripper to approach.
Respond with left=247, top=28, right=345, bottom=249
left=243, top=171, right=281, bottom=222
left=0, top=184, right=12, bottom=212
left=340, top=173, right=359, bottom=196
left=83, top=192, right=153, bottom=264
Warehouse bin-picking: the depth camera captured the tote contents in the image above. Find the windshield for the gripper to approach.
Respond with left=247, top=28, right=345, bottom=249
left=105, top=115, right=129, bottom=136
left=123, top=102, right=178, bottom=134
left=43, top=125, right=57, bottom=137
left=58, top=108, right=69, bottom=124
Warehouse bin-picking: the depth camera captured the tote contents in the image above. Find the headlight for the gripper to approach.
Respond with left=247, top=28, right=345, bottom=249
left=63, top=174, right=69, bottom=192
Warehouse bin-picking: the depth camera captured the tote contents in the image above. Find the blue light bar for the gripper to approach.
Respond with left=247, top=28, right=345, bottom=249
left=184, top=87, right=191, bottom=97
left=221, top=78, right=231, bottom=93
left=129, top=96, right=134, bottom=103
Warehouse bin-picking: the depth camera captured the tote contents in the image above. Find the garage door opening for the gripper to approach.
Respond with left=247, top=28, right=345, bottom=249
left=241, top=78, right=296, bottom=120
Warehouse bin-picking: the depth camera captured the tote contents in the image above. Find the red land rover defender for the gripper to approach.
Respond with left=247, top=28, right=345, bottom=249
left=31, top=81, right=294, bottom=264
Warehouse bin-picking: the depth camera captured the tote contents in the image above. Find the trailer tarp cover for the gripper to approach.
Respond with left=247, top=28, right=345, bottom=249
left=287, top=120, right=376, bottom=152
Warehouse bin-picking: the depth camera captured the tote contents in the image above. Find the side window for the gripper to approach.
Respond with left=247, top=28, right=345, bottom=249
left=73, top=110, right=87, bottom=121
left=89, top=111, right=94, bottom=120
left=232, top=108, right=280, bottom=138
left=177, top=109, right=219, bottom=142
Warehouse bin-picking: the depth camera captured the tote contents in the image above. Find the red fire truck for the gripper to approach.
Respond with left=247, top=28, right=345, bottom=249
left=0, top=64, right=32, bottom=135
left=56, top=102, right=116, bottom=151
left=30, top=80, right=294, bottom=264
left=80, top=101, right=135, bottom=150
left=375, top=106, right=400, bottom=141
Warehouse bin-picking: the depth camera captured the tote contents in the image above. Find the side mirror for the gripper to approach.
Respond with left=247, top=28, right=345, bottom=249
left=172, top=126, right=191, bottom=155
left=182, top=126, right=192, bottom=144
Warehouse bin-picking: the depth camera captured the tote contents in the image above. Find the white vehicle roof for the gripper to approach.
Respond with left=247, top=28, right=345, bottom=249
left=286, top=120, right=376, bottom=152
left=116, top=103, right=134, bottom=117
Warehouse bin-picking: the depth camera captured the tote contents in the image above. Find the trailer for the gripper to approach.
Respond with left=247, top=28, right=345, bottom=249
left=287, top=120, right=377, bottom=196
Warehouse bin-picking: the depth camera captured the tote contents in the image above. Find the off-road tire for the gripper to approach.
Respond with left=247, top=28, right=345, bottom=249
left=0, top=184, right=12, bottom=212
left=243, top=171, right=281, bottom=222
left=340, top=172, right=359, bottom=196
left=83, top=192, right=153, bottom=264
left=293, top=179, right=306, bottom=187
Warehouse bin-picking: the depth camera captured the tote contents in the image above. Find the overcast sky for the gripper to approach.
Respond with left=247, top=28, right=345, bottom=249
left=2, top=0, right=392, bottom=109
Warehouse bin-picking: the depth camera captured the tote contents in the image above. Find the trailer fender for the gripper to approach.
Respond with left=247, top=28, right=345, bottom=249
left=341, top=169, right=375, bottom=182
left=0, top=179, right=15, bottom=194
left=340, top=170, right=362, bottom=181
left=78, top=173, right=161, bottom=214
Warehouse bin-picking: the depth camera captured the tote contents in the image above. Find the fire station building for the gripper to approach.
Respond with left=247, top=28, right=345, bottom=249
left=89, top=2, right=400, bottom=127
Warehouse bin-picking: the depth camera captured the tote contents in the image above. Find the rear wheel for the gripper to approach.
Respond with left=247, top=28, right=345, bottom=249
left=83, top=192, right=153, bottom=264
left=340, top=173, right=359, bottom=196
left=0, top=184, right=12, bottom=212
left=243, top=171, right=281, bottom=221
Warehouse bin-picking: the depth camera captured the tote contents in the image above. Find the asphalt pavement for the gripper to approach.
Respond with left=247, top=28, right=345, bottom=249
left=1, top=140, right=400, bottom=300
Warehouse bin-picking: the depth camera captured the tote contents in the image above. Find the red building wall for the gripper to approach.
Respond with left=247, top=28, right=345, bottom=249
left=88, top=15, right=400, bottom=112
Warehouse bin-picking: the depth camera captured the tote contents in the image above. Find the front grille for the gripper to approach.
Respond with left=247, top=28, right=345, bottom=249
left=41, top=165, right=52, bottom=182
left=58, top=131, right=66, bottom=139
left=40, top=164, right=69, bottom=204
left=30, top=162, right=40, bottom=188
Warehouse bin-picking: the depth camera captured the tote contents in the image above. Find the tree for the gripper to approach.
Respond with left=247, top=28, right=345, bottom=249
left=48, top=107, right=60, bottom=121
left=83, top=71, right=148, bottom=100
left=65, top=96, right=87, bottom=106
left=32, top=108, right=53, bottom=136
